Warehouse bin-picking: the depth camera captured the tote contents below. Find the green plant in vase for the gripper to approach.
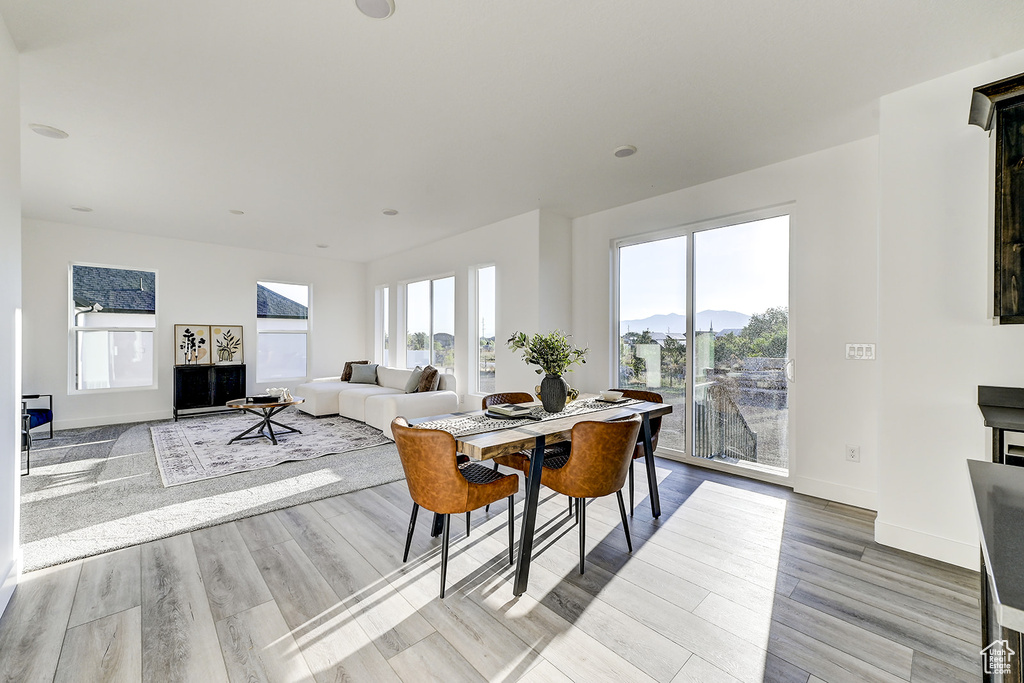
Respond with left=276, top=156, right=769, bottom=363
left=507, top=330, right=587, bottom=412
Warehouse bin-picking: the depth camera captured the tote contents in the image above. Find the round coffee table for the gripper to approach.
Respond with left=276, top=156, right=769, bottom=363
left=225, top=397, right=306, bottom=445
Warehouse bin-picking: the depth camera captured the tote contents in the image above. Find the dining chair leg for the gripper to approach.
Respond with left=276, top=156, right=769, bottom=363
left=507, top=495, right=515, bottom=565
left=616, top=490, right=633, bottom=553
left=439, top=514, right=451, bottom=599
left=403, top=503, right=419, bottom=562
left=578, top=498, right=586, bottom=574
left=568, top=495, right=573, bottom=516
left=466, top=511, right=471, bottom=537
left=628, top=461, right=635, bottom=516
left=486, top=461, right=500, bottom=513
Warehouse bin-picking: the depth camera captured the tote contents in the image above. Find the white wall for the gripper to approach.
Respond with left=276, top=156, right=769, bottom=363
left=571, top=137, right=881, bottom=510
left=22, top=219, right=366, bottom=428
left=367, top=210, right=560, bottom=403
left=0, top=12, right=20, bottom=616
left=875, top=50, right=1024, bottom=569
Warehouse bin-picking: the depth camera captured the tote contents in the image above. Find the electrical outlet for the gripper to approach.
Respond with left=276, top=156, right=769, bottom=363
left=845, top=445, right=861, bottom=463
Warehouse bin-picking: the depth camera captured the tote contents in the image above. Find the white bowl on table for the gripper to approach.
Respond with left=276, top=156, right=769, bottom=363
left=600, top=390, right=624, bottom=401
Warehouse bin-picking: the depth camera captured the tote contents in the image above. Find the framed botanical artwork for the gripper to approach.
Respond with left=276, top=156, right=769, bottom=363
left=174, top=324, right=212, bottom=365
left=211, top=325, right=244, bottom=365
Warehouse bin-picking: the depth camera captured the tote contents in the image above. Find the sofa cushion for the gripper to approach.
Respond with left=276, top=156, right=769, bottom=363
left=404, top=366, right=424, bottom=393
left=350, top=363, right=378, bottom=384
left=341, top=360, right=369, bottom=381
left=437, top=373, right=455, bottom=392
left=293, top=381, right=348, bottom=416
left=338, top=385, right=402, bottom=422
left=418, top=365, right=440, bottom=392
left=377, top=366, right=413, bottom=390
left=365, top=390, right=460, bottom=438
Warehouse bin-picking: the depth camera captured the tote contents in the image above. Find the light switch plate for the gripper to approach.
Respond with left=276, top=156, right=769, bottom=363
left=846, top=343, right=876, bottom=360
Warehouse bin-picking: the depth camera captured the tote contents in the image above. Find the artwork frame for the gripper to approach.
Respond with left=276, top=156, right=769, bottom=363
left=211, top=325, right=244, bottom=365
left=174, top=324, right=212, bottom=366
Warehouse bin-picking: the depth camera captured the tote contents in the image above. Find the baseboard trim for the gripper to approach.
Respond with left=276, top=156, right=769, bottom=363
left=874, top=519, right=979, bottom=570
left=0, top=554, right=20, bottom=618
left=792, top=476, right=877, bottom=511
left=54, top=410, right=170, bottom=431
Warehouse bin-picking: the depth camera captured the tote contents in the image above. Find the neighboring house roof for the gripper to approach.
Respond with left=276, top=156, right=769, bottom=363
left=257, top=284, right=308, bottom=319
left=72, top=265, right=155, bottom=314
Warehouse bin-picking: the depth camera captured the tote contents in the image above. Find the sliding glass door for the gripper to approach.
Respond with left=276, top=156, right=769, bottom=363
left=618, top=236, right=688, bottom=451
left=617, top=214, right=790, bottom=477
left=692, top=216, right=789, bottom=474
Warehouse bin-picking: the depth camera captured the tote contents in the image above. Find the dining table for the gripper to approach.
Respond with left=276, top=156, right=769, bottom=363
left=411, top=396, right=672, bottom=596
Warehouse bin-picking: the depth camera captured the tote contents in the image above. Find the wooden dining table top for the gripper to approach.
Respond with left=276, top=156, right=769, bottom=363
left=412, top=396, right=673, bottom=462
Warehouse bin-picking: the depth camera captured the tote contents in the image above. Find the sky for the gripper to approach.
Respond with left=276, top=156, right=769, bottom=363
left=478, top=266, right=495, bottom=339
left=406, top=276, right=456, bottom=336
left=619, top=215, right=789, bottom=320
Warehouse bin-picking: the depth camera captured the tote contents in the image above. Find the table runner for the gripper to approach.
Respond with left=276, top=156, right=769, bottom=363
left=413, top=397, right=640, bottom=438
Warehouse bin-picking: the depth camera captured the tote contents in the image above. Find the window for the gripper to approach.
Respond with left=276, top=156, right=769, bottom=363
left=405, top=276, right=455, bottom=373
left=476, top=266, right=495, bottom=393
left=257, top=281, right=309, bottom=382
left=376, top=285, right=390, bottom=366
left=71, top=264, right=156, bottom=391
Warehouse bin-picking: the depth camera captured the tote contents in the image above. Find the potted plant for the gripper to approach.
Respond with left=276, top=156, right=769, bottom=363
left=507, top=330, right=588, bottom=412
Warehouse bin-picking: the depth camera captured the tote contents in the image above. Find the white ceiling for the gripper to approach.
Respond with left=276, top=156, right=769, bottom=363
left=3, top=0, right=1024, bottom=262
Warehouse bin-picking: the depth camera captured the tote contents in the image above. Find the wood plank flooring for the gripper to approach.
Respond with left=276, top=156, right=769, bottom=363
left=0, top=456, right=982, bottom=682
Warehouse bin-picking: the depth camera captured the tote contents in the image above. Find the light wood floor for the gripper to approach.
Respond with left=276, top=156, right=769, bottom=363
left=0, top=456, right=981, bottom=682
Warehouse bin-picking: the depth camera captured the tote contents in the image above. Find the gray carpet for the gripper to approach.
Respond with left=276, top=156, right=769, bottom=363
left=20, top=418, right=405, bottom=571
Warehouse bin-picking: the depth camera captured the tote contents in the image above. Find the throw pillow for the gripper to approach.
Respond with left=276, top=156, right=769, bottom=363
left=404, top=366, right=424, bottom=393
left=341, top=360, right=369, bottom=382
left=349, top=363, right=379, bottom=384
left=417, top=365, right=440, bottom=393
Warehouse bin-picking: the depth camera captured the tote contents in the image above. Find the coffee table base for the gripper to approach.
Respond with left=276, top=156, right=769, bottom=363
left=228, top=405, right=302, bottom=445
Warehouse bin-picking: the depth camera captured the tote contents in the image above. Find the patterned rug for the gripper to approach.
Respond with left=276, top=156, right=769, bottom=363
left=151, top=411, right=391, bottom=486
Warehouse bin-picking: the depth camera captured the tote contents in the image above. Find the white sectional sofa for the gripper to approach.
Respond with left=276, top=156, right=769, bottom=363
left=293, top=366, right=458, bottom=438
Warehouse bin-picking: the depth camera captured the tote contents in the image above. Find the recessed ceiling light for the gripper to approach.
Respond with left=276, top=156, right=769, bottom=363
left=614, top=145, right=637, bottom=158
left=315, top=243, right=329, bottom=249
left=70, top=206, right=93, bottom=212
left=382, top=208, right=399, bottom=216
left=228, top=209, right=244, bottom=215
left=29, top=123, right=69, bottom=139
left=355, top=0, right=395, bottom=19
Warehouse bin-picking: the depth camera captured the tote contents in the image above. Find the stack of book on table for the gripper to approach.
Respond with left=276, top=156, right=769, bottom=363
left=487, top=403, right=537, bottom=418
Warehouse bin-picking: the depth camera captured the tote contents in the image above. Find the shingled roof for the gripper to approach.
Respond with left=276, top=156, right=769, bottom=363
left=72, top=265, right=156, bottom=314
left=257, top=284, right=308, bottom=319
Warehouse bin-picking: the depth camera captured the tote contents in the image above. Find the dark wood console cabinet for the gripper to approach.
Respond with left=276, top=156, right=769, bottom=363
left=174, top=364, right=246, bottom=420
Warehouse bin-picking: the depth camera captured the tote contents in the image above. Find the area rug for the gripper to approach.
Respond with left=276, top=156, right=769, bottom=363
left=20, top=419, right=405, bottom=571
left=151, top=411, right=391, bottom=486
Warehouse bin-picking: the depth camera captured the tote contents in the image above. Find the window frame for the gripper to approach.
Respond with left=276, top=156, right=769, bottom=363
left=611, top=205, right=793, bottom=486
left=472, top=264, right=496, bottom=395
left=374, top=285, right=390, bottom=366
left=402, top=272, right=456, bottom=372
left=256, top=279, right=311, bottom=384
left=68, top=261, right=159, bottom=395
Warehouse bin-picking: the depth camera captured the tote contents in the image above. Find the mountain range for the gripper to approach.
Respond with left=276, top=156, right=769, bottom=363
left=620, top=310, right=751, bottom=335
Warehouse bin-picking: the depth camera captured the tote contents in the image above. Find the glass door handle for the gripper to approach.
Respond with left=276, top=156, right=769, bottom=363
left=785, top=359, right=794, bottom=382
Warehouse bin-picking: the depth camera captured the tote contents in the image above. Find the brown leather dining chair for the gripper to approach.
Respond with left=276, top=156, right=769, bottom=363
left=481, top=392, right=572, bottom=513
left=615, top=388, right=663, bottom=515
left=391, top=417, right=519, bottom=598
left=534, top=416, right=642, bottom=574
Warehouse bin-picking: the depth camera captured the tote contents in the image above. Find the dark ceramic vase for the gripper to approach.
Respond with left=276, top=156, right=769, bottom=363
left=539, top=374, right=568, bottom=412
